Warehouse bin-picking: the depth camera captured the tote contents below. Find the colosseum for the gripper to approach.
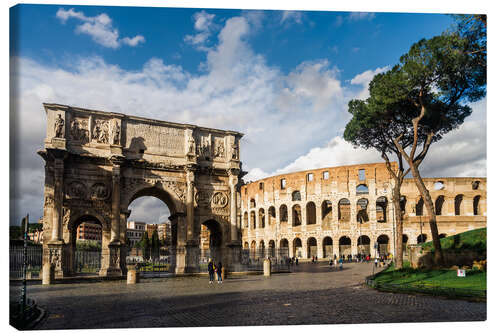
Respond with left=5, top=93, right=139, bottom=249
left=241, top=162, right=486, bottom=260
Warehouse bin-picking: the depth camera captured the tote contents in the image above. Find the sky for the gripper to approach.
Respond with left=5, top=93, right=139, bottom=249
left=9, top=2, right=487, bottom=226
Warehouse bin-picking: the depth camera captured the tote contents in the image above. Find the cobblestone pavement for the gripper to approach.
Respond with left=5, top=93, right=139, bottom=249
left=12, top=262, right=486, bottom=329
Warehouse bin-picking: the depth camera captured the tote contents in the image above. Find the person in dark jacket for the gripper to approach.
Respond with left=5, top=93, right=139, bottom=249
left=208, top=259, right=215, bottom=284
left=216, top=261, right=223, bottom=283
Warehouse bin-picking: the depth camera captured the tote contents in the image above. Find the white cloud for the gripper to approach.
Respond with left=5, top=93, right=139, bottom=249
left=184, top=10, right=216, bottom=47
left=56, top=8, right=145, bottom=49
left=348, top=12, right=376, bottom=21
left=350, top=66, right=390, bottom=99
left=280, top=11, right=303, bottom=25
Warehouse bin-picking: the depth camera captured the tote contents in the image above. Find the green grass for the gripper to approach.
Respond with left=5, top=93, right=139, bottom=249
left=371, top=261, right=486, bottom=299
left=421, top=227, right=486, bottom=253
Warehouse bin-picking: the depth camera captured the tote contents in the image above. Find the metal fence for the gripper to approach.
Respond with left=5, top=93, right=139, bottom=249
left=73, top=250, right=101, bottom=274
left=10, top=245, right=43, bottom=279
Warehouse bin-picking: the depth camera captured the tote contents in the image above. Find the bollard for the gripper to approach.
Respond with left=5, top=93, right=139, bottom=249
left=221, top=267, right=226, bottom=280
left=263, top=259, right=271, bottom=277
left=127, top=265, right=140, bottom=284
left=42, top=263, right=54, bottom=285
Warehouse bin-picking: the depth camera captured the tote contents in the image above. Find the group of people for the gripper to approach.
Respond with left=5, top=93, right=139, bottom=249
left=207, top=259, right=223, bottom=284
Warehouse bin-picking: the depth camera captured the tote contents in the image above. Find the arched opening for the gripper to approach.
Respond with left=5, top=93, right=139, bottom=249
left=127, top=190, right=174, bottom=270
left=339, top=236, right=351, bottom=257
left=416, top=197, right=424, bottom=216
left=307, top=237, right=317, bottom=258
left=473, top=195, right=481, bottom=215
left=357, top=235, right=371, bottom=255
left=434, top=181, right=444, bottom=190
left=435, top=195, right=445, bottom=216
left=250, top=198, right=256, bottom=208
left=201, top=219, right=223, bottom=262
left=279, top=204, right=288, bottom=223
left=376, top=235, right=389, bottom=256
left=356, top=198, right=369, bottom=223
left=250, top=240, right=256, bottom=259
left=306, top=202, right=316, bottom=225
left=258, top=208, right=265, bottom=228
left=280, top=238, right=289, bottom=249
left=293, top=238, right=302, bottom=258
left=70, top=214, right=103, bottom=276
left=376, top=197, right=387, bottom=222
left=400, top=196, right=407, bottom=215
left=292, top=190, right=301, bottom=201
left=455, top=195, right=463, bottom=215
left=356, top=184, right=369, bottom=195
left=338, top=199, right=350, bottom=223
left=417, top=234, right=427, bottom=244
left=321, top=200, right=332, bottom=224
left=250, top=211, right=256, bottom=229
left=322, top=237, right=333, bottom=258
left=259, top=240, right=265, bottom=258
left=269, top=240, right=276, bottom=258
left=402, top=234, right=408, bottom=255
left=472, top=180, right=480, bottom=190
left=268, top=206, right=276, bottom=225
left=243, top=212, right=248, bottom=228
left=439, top=233, right=447, bottom=239
left=292, top=204, right=302, bottom=226
left=244, top=242, right=249, bottom=249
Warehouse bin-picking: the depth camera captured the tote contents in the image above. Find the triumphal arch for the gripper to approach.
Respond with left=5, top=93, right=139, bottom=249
left=38, top=103, right=243, bottom=277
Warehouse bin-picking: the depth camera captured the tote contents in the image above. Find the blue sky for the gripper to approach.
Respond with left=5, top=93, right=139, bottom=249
left=9, top=3, right=487, bottom=224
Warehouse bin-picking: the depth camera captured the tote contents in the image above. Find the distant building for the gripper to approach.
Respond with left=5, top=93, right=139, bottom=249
left=127, top=221, right=146, bottom=246
left=76, top=222, right=102, bottom=243
left=146, top=224, right=157, bottom=238
left=157, top=221, right=172, bottom=246
left=28, top=229, right=44, bottom=244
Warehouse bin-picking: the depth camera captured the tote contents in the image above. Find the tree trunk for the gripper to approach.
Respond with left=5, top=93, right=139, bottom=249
left=408, top=163, right=444, bottom=266
left=391, top=180, right=404, bottom=270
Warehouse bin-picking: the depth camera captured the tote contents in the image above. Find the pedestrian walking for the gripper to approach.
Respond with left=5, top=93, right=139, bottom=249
left=374, top=257, right=378, bottom=269
left=339, top=257, right=343, bottom=270
left=329, top=258, right=333, bottom=268
left=296, top=257, right=299, bottom=266
left=208, top=259, right=215, bottom=284
left=216, top=261, right=223, bottom=283
left=334, top=258, right=337, bottom=270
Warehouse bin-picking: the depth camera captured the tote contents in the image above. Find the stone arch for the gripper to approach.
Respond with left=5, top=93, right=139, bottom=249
left=279, top=204, right=288, bottom=223
left=473, top=195, right=481, bottom=215
left=321, top=200, right=332, bottom=223
left=259, top=240, right=265, bottom=258
left=67, top=212, right=106, bottom=276
left=292, top=204, right=302, bottom=226
left=292, top=190, right=301, bottom=201
left=322, top=236, right=333, bottom=258
left=376, top=196, right=387, bottom=222
left=417, top=234, right=427, bottom=244
left=416, top=197, right=424, bottom=216
left=268, top=239, right=276, bottom=257
left=124, top=182, right=182, bottom=215
left=455, top=194, right=463, bottom=215
left=402, top=234, right=409, bottom=254
left=280, top=238, right=289, bottom=249
left=338, top=198, right=350, bottom=222
left=293, top=237, right=303, bottom=258
left=376, top=234, right=390, bottom=255
left=356, top=184, right=369, bottom=195
left=250, top=240, right=256, bottom=251
left=250, top=211, right=256, bottom=229
left=356, top=198, right=369, bottom=223
left=201, top=219, right=224, bottom=261
left=250, top=198, right=256, bottom=208
left=243, top=211, right=248, bottom=228
left=439, top=233, right=447, bottom=239
left=244, top=241, right=249, bottom=249
left=258, top=208, right=265, bottom=228
left=435, top=195, right=445, bottom=216
left=268, top=206, right=276, bottom=225
left=400, top=196, right=407, bottom=214
left=306, top=202, right=316, bottom=225
left=357, top=235, right=371, bottom=255
left=307, top=237, right=317, bottom=258
left=339, top=236, right=351, bottom=257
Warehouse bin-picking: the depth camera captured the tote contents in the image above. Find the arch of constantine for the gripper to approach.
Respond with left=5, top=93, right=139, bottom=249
left=241, top=163, right=486, bottom=259
left=38, top=103, right=243, bottom=277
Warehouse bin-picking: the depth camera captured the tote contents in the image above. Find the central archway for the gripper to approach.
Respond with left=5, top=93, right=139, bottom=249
left=201, top=219, right=223, bottom=262
left=68, top=214, right=104, bottom=276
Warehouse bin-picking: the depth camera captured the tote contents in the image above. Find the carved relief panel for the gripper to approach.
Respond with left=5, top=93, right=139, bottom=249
left=92, top=118, right=110, bottom=144
left=212, top=136, right=226, bottom=160
left=69, top=116, right=90, bottom=144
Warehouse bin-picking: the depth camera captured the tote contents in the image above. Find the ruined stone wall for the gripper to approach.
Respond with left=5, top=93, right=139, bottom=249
left=240, top=162, right=487, bottom=259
